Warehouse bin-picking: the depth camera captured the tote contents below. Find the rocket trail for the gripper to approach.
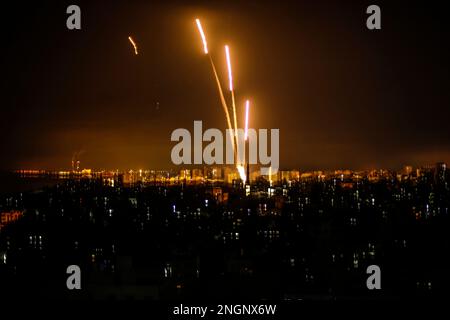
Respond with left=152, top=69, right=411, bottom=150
left=128, top=36, right=138, bottom=55
left=237, top=99, right=250, bottom=182
left=244, top=100, right=250, bottom=141
left=237, top=165, right=246, bottom=184
left=231, top=91, right=238, bottom=137
left=240, top=100, right=250, bottom=182
left=194, top=19, right=233, bottom=151
left=209, top=55, right=235, bottom=152
left=225, top=45, right=233, bottom=91
left=193, top=20, right=249, bottom=182
left=195, top=19, right=208, bottom=54
left=225, top=45, right=239, bottom=142
left=194, top=19, right=237, bottom=160
left=269, top=167, right=272, bottom=185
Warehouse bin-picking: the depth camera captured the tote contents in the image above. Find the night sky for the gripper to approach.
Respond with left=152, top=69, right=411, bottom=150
left=1, top=0, right=449, bottom=171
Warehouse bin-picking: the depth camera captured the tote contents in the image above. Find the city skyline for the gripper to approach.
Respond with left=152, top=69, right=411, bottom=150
left=12, top=162, right=448, bottom=191
left=2, top=154, right=449, bottom=300
left=9, top=159, right=450, bottom=174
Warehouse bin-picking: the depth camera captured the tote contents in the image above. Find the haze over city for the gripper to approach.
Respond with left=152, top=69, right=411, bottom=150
left=2, top=0, right=449, bottom=171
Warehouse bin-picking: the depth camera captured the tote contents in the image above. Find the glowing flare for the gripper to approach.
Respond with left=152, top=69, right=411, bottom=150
left=195, top=19, right=208, bottom=54
left=244, top=100, right=250, bottom=141
left=237, top=165, right=246, bottom=183
left=128, top=36, right=138, bottom=55
left=225, top=45, right=233, bottom=91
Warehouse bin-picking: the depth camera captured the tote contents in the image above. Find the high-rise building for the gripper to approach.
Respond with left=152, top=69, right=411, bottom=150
left=435, top=162, right=447, bottom=184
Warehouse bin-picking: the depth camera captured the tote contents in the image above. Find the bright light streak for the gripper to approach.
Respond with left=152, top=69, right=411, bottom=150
left=231, top=91, right=238, bottom=139
left=244, top=100, right=250, bottom=141
left=194, top=20, right=234, bottom=154
left=225, top=45, right=233, bottom=91
left=209, top=56, right=235, bottom=152
left=195, top=19, right=208, bottom=54
left=225, top=45, right=238, bottom=144
left=237, top=165, right=246, bottom=183
left=128, top=36, right=138, bottom=55
left=269, top=167, right=272, bottom=186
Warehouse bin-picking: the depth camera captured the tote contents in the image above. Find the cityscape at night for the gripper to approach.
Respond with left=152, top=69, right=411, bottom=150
left=1, top=163, right=449, bottom=301
left=1, top=0, right=450, bottom=315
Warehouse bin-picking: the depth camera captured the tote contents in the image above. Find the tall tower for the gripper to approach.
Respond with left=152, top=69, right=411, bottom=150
left=435, top=162, right=447, bottom=184
left=72, top=152, right=81, bottom=172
